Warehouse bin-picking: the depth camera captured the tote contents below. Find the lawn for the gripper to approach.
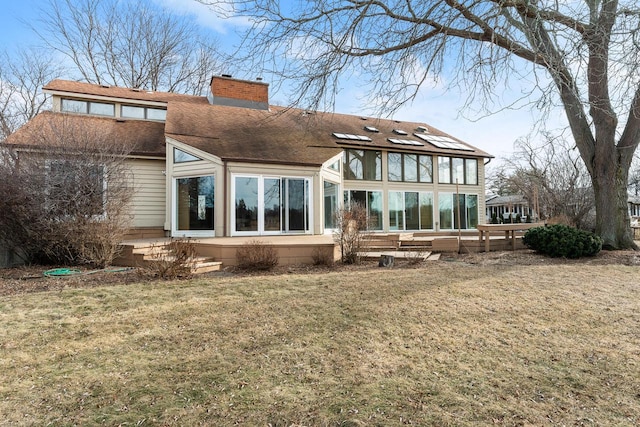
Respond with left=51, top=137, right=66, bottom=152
left=1, top=255, right=639, bottom=425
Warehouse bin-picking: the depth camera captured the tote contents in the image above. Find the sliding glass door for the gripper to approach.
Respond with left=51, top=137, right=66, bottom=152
left=233, top=175, right=311, bottom=235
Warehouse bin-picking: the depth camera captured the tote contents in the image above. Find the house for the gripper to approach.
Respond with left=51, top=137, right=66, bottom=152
left=485, top=194, right=537, bottom=223
left=4, top=76, right=492, bottom=260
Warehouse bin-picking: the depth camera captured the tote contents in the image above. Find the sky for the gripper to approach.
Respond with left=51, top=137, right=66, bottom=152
left=0, top=0, right=561, bottom=169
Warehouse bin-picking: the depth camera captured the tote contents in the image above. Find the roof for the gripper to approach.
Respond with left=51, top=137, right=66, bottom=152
left=485, top=194, right=530, bottom=206
left=43, top=80, right=209, bottom=105
left=3, top=111, right=165, bottom=157
left=165, top=103, right=492, bottom=166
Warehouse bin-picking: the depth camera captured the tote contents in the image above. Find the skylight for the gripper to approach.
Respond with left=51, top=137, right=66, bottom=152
left=393, top=129, right=408, bottom=135
left=364, top=126, right=379, bottom=133
left=388, top=138, right=424, bottom=146
left=413, top=133, right=474, bottom=151
left=332, top=132, right=372, bottom=142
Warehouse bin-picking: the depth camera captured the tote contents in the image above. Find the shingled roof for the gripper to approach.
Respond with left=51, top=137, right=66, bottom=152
left=43, top=80, right=209, bottom=105
left=4, top=111, right=165, bottom=157
left=165, top=102, right=492, bottom=166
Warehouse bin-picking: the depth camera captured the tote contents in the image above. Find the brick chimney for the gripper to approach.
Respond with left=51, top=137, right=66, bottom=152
left=210, top=75, right=269, bottom=110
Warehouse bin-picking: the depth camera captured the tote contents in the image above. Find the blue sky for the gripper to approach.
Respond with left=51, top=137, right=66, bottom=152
left=0, top=0, right=556, bottom=166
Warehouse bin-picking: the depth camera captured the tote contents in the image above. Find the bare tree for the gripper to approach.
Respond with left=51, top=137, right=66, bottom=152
left=490, top=135, right=595, bottom=230
left=199, top=0, right=640, bottom=249
left=0, top=48, right=63, bottom=140
left=0, top=113, right=135, bottom=267
left=36, top=0, right=220, bottom=95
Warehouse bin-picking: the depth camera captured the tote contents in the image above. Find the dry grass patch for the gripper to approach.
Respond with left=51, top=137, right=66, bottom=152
left=0, top=260, right=639, bottom=425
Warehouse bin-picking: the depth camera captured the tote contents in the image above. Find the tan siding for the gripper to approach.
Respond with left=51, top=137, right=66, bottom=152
left=125, top=159, right=166, bottom=228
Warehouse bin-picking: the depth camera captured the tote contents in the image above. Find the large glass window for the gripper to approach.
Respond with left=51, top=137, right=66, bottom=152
left=176, top=176, right=214, bottom=232
left=235, top=177, right=259, bottom=232
left=388, top=191, right=434, bottom=231
left=234, top=176, right=311, bottom=234
left=439, top=192, right=479, bottom=230
left=88, top=102, right=115, bottom=116
left=61, top=99, right=87, bottom=114
left=438, top=157, right=451, bottom=184
left=439, top=157, right=479, bottom=185
left=344, top=190, right=383, bottom=230
left=61, top=98, right=115, bottom=116
left=264, top=178, right=281, bottom=231
left=174, top=148, right=202, bottom=163
left=344, top=149, right=381, bottom=181
left=388, top=153, right=432, bottom=182
left=324, top=181, right=339, bottom=230
left=465, top=159, right=478, bottom=185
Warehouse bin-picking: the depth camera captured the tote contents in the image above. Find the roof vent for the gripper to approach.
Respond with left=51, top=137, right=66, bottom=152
left=256, top=77, right=263, bottom=81
left=416, top=126, right=428, bottom=133
left=221, top=74, right=233, bottom=78
left=99, top=84, right=110, bottom=88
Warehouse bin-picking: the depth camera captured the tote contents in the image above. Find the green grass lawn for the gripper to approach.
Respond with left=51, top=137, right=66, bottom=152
left=1, top=261, right=639, bottom=426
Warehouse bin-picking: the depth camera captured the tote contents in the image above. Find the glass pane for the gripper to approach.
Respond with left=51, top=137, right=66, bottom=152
left=368, top=191, right=383, bottom=230
left=388, top=152, right=402, bottom=181
left=264, top=178, right=281, bottom=231
left=405, top=192, right=420, bottom=230
left=439, top=192, right=453, bottom=230
left=364, top=150, right=382, bottom=181
left=235, top=177, right=258, bottom=231
left=345, top=149, right=363, bottom=180
left=324, top=181, right=339, bottom=229
left=438, top=157, right=451, bottom=184
left=89, top=102, right=115, bottom=116
left=121, top=105, right=145, bottom=119
left=467, top=194, right=478, bottom=228
left=61, top=99, right=87, bottom=114
left=174, top=147, right=202, bottom=163
left=147, top=108, right=167, bottom=121
left=452, top=158, right=465, bottom=184
left=388, top=191, right=404, bottom=231
left=465, top=159, right=478, bottom=185
left=419, top=192, right=434, bottom=230
left=419, top=155, right=433, bottom=183
left=454, top=193, right=467, bottom=229
left=404, top=154, right=418, bottom=182
left=286, top=178, right=306, bottom=231
left=176, top=176, right=214, bottom=231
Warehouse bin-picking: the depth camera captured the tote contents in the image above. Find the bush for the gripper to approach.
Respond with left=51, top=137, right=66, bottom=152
left=523, top=224, right=602, bottom=258
left=236, top=240, right=279, bottom=270
left=143, top=238, right=198, bottom=279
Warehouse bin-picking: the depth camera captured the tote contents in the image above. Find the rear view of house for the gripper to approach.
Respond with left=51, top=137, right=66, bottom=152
left=6, top=75, right=492, bottom=243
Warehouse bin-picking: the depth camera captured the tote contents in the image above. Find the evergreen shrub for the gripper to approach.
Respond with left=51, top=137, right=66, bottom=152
left=523, top=224, right=602, bottom=258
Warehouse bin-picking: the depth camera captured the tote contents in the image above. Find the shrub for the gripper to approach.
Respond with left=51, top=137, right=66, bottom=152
left=311, top=246, right=334, bottom=266
left=333, top=202, right=371, bottom=264
left=236, top=240, right=279, bottom=270
left=523, top=224, right=602, bottom=258
left=143, top=238, right=198, bottom=279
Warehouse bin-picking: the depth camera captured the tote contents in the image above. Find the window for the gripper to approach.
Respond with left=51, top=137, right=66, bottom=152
left=46, top=160, right=105, bottom=217
left=233, top=175, right=311, bottom=235
left=344, top=190, right=383, bottom=230
left=174, top=147, right=202, bottom=163
left=388, top=191, right=434, bottom=231
left=121, top=105, right=167, bottom=121
left=438, top=157, right=479, bottom=185
left=344, top=149, right=381, bottom=181
left=176, top=176, right=214, bottom=232
left=324, top=181, right=339, bottom=230
left=438, top=157, right=451, bottom=184
left=388, top=152, right=432, bottom=182
left=61, top=99, right=114, bottom=116
left=439, top=192, right=478, bottom=230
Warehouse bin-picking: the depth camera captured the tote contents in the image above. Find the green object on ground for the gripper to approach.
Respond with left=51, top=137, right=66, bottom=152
left=43, top=268, right=83, bottom=277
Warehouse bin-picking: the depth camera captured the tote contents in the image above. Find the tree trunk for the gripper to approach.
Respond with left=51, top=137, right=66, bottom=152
left=592, top=161, right=636, bottom=250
